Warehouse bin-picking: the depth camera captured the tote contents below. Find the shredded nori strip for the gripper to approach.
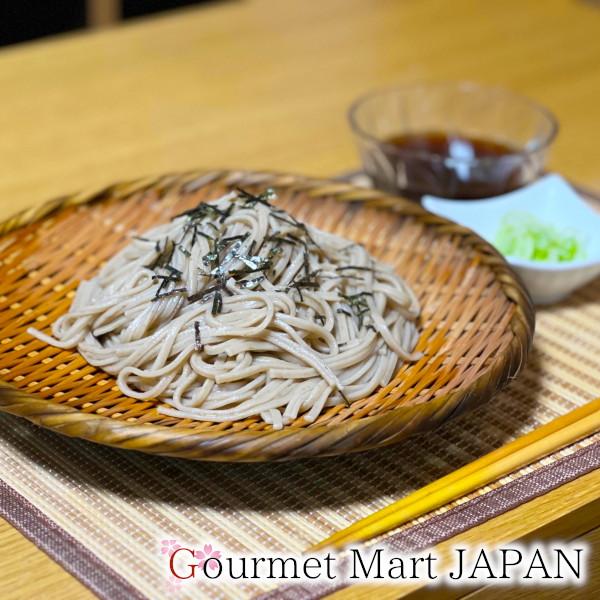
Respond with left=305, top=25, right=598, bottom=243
left=202, top=251, right=219, bottom=268
left=211, top=290, right=223, bottom=315
left=165, top=265, right=182, bottom=277
left=266, top=234, right=297, bottom=246
left=152, top=272, right=181, bottom=298
left=151, top=287, right=187, bottom=301
left=302, top=250, right=310, bottom=277
left=339, top=389, right=351, bottom=408
left=336, top=266, right=377, bottom=273
left=286, top=273, right=320, bottom=302
left=217, top=234, right=247, bottom=250
left=146, top=238, right=175, bottom=271
left=270, top=212, right=298, bottom=228
left=340, top=292, right=373, bottom=329
left=173, top=202, right=228, bottom=222
left=241, top=276, right=265, bottom=289
left=341, top=291, right=374, bottom=300
left=236, top=187, right=276, bottom=208
left=196, top=230, right=216, bottom=245
left=270, top=212, right=322, bottom=251
left=187, top=283, right=222, bottom=304
left=194, top=321, right=202, bottom=351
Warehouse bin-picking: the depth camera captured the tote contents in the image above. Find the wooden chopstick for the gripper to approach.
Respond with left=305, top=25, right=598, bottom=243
left=311, top=397, right=600, bottom=551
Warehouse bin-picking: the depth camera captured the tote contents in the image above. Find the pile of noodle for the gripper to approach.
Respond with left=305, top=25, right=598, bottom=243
left=29, top=189, right=420, bottom=429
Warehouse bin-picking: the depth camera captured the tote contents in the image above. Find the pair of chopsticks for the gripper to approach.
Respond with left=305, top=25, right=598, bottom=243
left=311, top=397, right=600, bottom=551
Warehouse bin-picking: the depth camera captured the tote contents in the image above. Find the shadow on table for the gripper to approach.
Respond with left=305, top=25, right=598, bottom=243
left=0, top=349, right=543, bottom=513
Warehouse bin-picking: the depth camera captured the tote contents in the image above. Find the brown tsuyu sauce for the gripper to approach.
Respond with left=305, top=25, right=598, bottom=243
left=375, top=131, right=531, bottom=200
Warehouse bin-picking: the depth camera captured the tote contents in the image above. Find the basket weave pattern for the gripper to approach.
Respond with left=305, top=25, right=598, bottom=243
left=0, top=170, right=534, bottom=461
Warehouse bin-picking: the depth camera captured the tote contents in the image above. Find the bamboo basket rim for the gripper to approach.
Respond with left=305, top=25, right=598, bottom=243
left=0, top=169, right=535, bottom=461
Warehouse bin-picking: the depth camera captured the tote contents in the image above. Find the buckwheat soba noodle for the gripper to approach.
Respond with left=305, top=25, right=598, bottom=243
left=29, top=189, right=421, bottom=430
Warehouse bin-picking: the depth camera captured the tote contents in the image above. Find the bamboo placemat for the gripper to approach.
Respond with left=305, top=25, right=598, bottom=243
left=1, top=183, right=599, bottom=600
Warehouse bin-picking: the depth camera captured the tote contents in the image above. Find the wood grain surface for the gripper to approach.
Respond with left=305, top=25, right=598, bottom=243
left=0, top=0, right=600, bottom=221
left=1, top=0, right=599, bottom=597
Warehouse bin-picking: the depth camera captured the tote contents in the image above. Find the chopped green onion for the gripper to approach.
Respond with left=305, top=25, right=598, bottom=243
left=495, top=211, right=586, bottom=263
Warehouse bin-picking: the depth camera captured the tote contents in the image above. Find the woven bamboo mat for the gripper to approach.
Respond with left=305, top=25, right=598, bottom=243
left=1, top=183, right=599, bottom=600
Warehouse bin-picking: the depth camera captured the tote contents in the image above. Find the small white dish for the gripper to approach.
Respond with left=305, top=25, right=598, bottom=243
left=423, top=174, right=600, bottom=305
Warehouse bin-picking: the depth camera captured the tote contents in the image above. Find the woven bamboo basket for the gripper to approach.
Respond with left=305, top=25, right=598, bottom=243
left=0, top=169, right=534, bottom=461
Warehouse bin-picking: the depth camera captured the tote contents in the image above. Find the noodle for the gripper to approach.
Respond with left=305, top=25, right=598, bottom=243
left=29, top=189, right=421, bottom=429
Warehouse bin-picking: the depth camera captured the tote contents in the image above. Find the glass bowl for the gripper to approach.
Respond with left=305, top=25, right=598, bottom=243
left=348, top=82, right=559, bottom=200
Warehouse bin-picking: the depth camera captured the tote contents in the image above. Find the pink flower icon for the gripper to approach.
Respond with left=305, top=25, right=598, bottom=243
left=160, top=539, right=182, bottom=557
left=194, top=544, right=222, bottom=571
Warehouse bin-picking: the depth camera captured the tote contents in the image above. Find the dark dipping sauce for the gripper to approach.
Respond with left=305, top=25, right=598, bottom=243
left=377, top=131, right=530, bottom=200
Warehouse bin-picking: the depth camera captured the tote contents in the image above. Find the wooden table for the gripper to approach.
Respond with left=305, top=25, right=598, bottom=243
left=0, top=0, right=599, bottom=598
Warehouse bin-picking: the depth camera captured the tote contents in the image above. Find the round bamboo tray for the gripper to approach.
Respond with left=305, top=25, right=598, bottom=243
left=0, top=169, right=534, bottom=462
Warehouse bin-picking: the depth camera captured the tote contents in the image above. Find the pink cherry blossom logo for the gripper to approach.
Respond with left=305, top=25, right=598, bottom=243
left=160, top=539, right=182, bottom=557
left=195, top=544, right=222, bottom=571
